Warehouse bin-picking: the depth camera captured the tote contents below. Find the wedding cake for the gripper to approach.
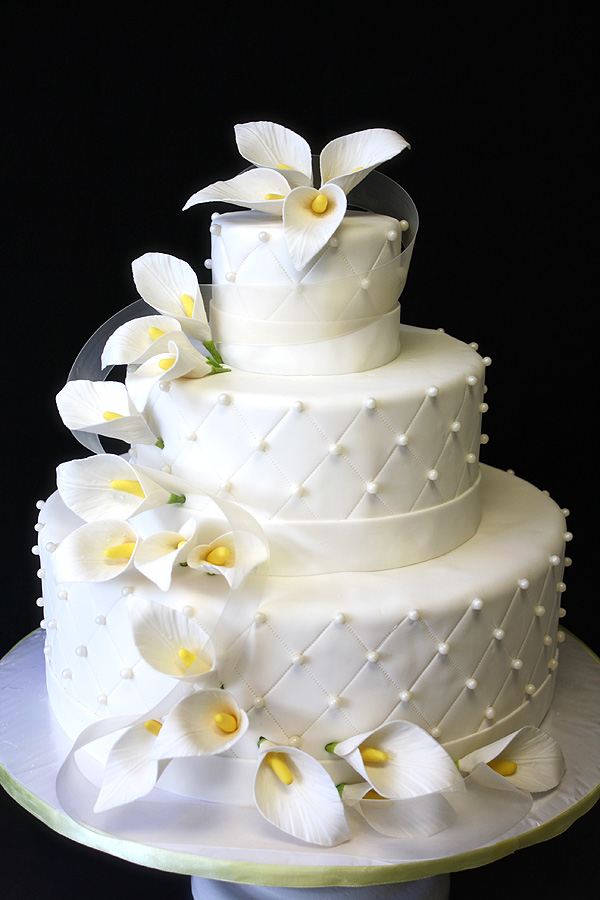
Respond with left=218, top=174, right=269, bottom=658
left=35, top=123, right=568, bottom=846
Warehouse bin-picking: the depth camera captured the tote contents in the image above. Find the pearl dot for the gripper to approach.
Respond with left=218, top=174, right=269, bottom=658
left=182, top=605, right=195, bottom=618
left=45, top=542, right=57, bottom=553
left=291, top=484, right=305, bottom=497
left=97, top=694, right=108, bottom=705
left=161, top=465, right=172, bottom=475
left=36, top=500, right=46, bottom=509
left=292, top=654, right=304, bottom=665
left=558, top=630, right=566, bottom=643
left=482, top=356, right=492, bottom=367
left=158, top=381, right=171, bottom=392
left=31, top=545, right=40, bottom=555
left=253, top=696, right=265, bottom=708
left=46, top=619, right=57, bottom=630
left=431, top=726, right=442, bottom=738
left=557, top=581, right=567, bottom=593
left=480, top=434, right=489, bottom=445
left=366, top=650, right=380, bottom=662
left=220, top=481, right=232, bottom=493
left=120, top=667, right=134, bottom=680
left=258, top=231, right=269, bottom=242
left=329, top=443, right=342, bottom=455
left=549, top=555, right=561, bottom=566
left=450, top=421, right=461, bottom=433
left=408, top=609, right=420, bottom=621
left=465, top=678, right=478, bottom=690
left=209, top=222, right=221, bottom=234
left=512, top=658, right=523, bottom=670
left=37, top=568, right=46, bottom=579
left=438, top=642, right=450, bottom=655
left=43, top=645, right=52, bottom=656
left=329, top=237, right=339, bottom=248
left=328, top=695, right=341, bottom=708
left=493, top=628, right=505, bottom=641
left=225, top=271, right=236, bottom=282
left=35, top=597, right=44, bottom=607
left=525, top=683, right=536, bottom=695
left=360, top=278, right=371, bottom=290
left=549, top=658, right=559, bottom=671
left=121, top=585, right=134, bottom=596
left=543, top=634, right=553, bottom=646
left=564, top=531, right=573, bottom=542
left=427, top=469, right=439, bottom=481
left=485, top=707, right=496, bottom=720
left=559, top=607, right=567, bottom=618
left=204, top=258, right=212, bottom=269
left=467, top=375, right=479, bottom=386
left=397, top=434, right=409, bottom=446
left=518, top=578, right=530, bottom=590
left=427, top=385, right=439, bottom=398
left=288, top=735, right=301, bottom=747
left=254, top=439, right=266, bottom=452
left=471, top=598, right=484, bottom=610
left=62, top=669, right=72, bottom=680
left=479, top=402, right=489, bottom=413
left=253, top=612, right=266, bottom=625
left=218, top=393, right=231, bottom=405
left=400, top=219, right=409, bottom=232
left=34, top=523, right=44, bottom=532
left=39, top=619, right=46, bottom=629
left=292, top=400, right=304, bottom=412
left=565, top=557, right=572, bottom=567
left=95, top=615, right=106, bottom=626
left=366, top=481, right=379, bottom=494
left=364, top=397, right=377, bottom=409
left=75, top=645, right=87, bottom=658
left=334, top=612, right=346, bottom=624
left=466, top=453, right=477, bottom=464
left=534, top=605, right=546, bottom=617
left=399, top=690, right=412, bottom=702
left=185, top=431, right=197, bottom=441
left=57, top=589, right=68, bottom=600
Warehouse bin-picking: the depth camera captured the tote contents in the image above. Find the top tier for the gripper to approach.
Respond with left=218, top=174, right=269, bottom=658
left=183, top=121, right=416, bottom=376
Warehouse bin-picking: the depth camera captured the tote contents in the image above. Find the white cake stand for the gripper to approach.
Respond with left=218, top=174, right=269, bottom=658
left=1, top=630, right=599, bottom=900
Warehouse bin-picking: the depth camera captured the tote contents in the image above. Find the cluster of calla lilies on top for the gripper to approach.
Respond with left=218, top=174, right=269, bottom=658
left=183, top=120, right=411, bottom=270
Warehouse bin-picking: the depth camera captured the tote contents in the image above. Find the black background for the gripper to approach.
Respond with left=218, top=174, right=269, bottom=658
left=1, top=4, right=596, bottom=898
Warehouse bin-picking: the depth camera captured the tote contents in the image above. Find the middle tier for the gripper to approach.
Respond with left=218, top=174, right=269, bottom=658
left=133, top=325, right=487, bottom=574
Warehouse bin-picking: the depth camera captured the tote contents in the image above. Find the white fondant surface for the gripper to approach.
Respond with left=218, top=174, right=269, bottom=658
left=132, top=325, right=486, bottom=572
left=39, top=465, right=567, bottom=804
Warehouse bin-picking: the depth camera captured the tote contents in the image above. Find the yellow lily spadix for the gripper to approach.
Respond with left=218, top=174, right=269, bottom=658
left=214, top=712, right=239, bottom=734
left=109, top=479, right=145, bottom=498
left=103, top=542, right=136, bottom=560
left=180, top=293, right=194, bottom=317
left=487, top=758, right=518, bottom=777
left=206, top=546, right=230, bottom=566
left=178, top=647, right=198, bottom=669
left=158, top=357, right=175, bottom=371
left=148, top=326, right=165, bottom=341
left=360, top=746, right=389, bottom=764
left=144, top=719, right=163, bottom=737
left=310, top=193, right=329, bottom=214
left=102, top=410, right=124, bottom=421
left=265, top=752, right=294, bottom=785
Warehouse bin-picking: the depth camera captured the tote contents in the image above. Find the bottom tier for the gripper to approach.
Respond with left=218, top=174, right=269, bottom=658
left=38, top=465, right=569, bottom=805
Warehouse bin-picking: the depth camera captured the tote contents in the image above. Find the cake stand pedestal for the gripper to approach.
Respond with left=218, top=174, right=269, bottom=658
left=1, top=630, right=599, bottom=899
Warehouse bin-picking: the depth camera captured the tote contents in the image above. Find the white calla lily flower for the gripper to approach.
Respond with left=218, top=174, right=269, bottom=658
left=101, top=315, right=183, bottom=367
left=183, top=168, right=293, bottom=216
left=340, top=781, right=456, bottom=838
left=152, top=688, right=248, bottom=760
left=131, top=252, right=211, bottom=342
left=53, top=518, right=139, bottom=583
left=186, top=529, right=267, bottom=588
left=94, top=718, right=167, bottom=813
left=125, top=331, right=218, bottom=411
left=329, top=720, right=464, bottom=801
left=458, top=726, right=566, bottom=793
left=128, top=595, right=215, bottom=681
left=56, top=454, right=185, bottom=522
left=133, top=516, right=198, bottom=591
left=56, top=380, right=158, bottom=445
left=184, top=121, right=409, bottom=270
left=254, top=739, right=350, bottom=847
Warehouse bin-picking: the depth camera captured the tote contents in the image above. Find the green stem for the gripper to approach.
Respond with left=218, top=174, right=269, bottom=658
left=167, top=492, right=186, bottom=505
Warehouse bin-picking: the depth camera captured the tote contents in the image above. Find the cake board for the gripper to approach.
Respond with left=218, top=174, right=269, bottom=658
left=1, top=629, right=599, bottom=899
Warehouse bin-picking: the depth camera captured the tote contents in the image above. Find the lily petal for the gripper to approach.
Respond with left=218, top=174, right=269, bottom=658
left=131, top=252, right=211, bottom=342
left=152, top=688, right=249, bottom=759
left=183, top=168, right=292, bottom=216
left=234, top=121, right=313, bottom=187
left=56, top=380, right=158, bottom=445
left=128, top=594, right=214, bottom=680
left=56, top=454, right=176, bottom=522
left=282, top=183, right=347, bottom=270
left=53, top=518, right=138, bottom=583
left=332, top=720, right=464, bottom=801
left=254, top=741, right=350, bottom=846
left=133, top=516, right=198, bottom=591
left=320, top=128, right=410, bottom=195
left=94, top=721, right=162, bottom=812
left=341, top=782, right=456, bottom=838
left=458, top=727, right=566, bottom=793
left=186, top=530, right=267, bottom=588
left=101, top=315, right=182, bottom=367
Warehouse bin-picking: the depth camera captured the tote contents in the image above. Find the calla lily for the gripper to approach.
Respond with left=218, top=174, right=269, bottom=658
left=186, top=529, right=267, bottom=588
left=151, top=688, right=248, bottom=759
left=133, top=516, right=198, bottom=591
left=128, top=595, right=215, bottom=681
left=184, top=121, right=409, bottom=270
left=56, top=380, right=158, bottom=445
left=339, top=781, right=456, bottom=838
left=183, top=167, right=293, bottom=216
left=131, top=252, right=212, bottom=342
left=328, top=720, right=464, bottom=801
left=458, top=727, right=566, bottom=793
left=94, top=718, right=167, bottom=812
left=254, top=739, right=350, bottom=846
left=53, top=518, right=139, bottom=583
left=101, top=315, right=183, bottom=367
left=56, top=454, right=185, bottom=522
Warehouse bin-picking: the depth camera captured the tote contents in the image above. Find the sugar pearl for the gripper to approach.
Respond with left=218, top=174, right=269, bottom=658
left=485, top=707, right=496, bottom=719
left=258, top=231, right=269, bottom=242
left=225, top=271, right=236, bottom=282
left=75, top=645, right=87, bottom=658
left=534, top=605, right=546, bottom=617
left=97, top=694, right=108, bottom=705
left=218, top=393, right=231, bottom=405
left=427, top=385, right=439, bottom=398
left=253, top=696, right=265, bottom=708
left=366, top=650, right=380, bottom=662
left=334, top=612, right=346, bottom=624
left=512, top=659, right=523, bottom=670
left=364, top=397, right=377, bottom=409
left=120, top=667, right=134, bottom=680
left=465, top=678, right=478, bottom=690
left=471, top=598, right=484, bottom=610
left=366, top=481, right=379, bottom=494
left=408, top=609, right=420, bottom=621
left=437, top=642, right=450, bottom=655
left=328, top=695, right=341, bottom=708
left=518, top=578, right=530, bottom=590
left=399, top=690, right=412, bottom=702
left=253, top=612, right=266, bottom=625
left=397, top=434, right=409, bottom=446
left=525, top=683, right=536, bottom=695
left=204, top=258, right=212, bottom=269
left=493, top=628, right=505, bottom=640
left=95, top=615, right=106, bottom=626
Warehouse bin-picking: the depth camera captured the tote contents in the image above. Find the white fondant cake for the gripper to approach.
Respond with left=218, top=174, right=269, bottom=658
left=36, top=122, right=570, bottom=846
